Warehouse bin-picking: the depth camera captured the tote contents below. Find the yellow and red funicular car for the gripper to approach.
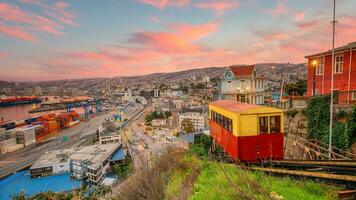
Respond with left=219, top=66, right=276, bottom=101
left=209, top=100, right=284, bottom=162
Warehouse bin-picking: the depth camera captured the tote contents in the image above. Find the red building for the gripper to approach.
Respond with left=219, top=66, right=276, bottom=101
left=305, top=41, right=356, bottom=104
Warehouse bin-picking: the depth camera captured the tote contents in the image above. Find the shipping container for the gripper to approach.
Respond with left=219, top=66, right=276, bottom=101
left=0, top=138, right=17, bottom=153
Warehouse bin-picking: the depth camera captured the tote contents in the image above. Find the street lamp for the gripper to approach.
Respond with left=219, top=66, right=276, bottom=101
left=311, top=59, right=318, bottom=96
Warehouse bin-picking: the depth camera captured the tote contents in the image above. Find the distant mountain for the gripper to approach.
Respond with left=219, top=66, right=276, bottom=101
left=0, top=63, right=307, bottom=87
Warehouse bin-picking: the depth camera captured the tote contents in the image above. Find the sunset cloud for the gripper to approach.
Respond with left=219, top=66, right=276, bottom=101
left=0, top=52, right=8, bottom=59
left=260, top=0, right=288, bottom=17
left=138, top=0, right=190, bottom=9
left=0, top=1, right=75, bottom=42
left=129, top=22, right=219, bottom=54
left=1, top=1, right=356, bottom=81
left=293, top=11, right=305, bottom=21
left=0, top=22, right=37, bottom=42
left=195, top=1, right=237, bottom=16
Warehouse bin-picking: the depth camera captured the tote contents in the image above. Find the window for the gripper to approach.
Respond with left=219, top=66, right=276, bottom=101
left=335, top=55, right=343, bottom=74
left=259, top=116, right=268, bottom=134
left=352, top=91, right=356, bottom=100
left=211, top=110, right=233, bottom=133
left=240, top=95, right=246, bottom=103
left=316, top=57, right=324, bottom=75
left=270, top=116, right=281, bottom=133
left=240, top=80, right=245, bottom=88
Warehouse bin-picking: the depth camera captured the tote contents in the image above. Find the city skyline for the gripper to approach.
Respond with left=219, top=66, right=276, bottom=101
left=0, top=0, right=356, bottom=81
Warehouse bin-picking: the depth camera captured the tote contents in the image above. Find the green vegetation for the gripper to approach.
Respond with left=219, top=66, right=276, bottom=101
left=284, top=79, right=307, bottom=96
left=305, top=95, right=356, bottom=150
left=145, top=111, right=172, bottom=125
left=189, top=161, right=339, bottom=200
left=114, top=156, right=132, bottom=179
left=12, top=185, right=112, bottom=200
left=286, top=109, right=299, bottom=120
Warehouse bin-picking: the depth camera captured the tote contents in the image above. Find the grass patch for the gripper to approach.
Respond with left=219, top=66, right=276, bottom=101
left=189, top=161, right=341, bottom=200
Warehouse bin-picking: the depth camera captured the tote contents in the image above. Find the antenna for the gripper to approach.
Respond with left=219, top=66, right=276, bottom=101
left=329, top=0, right=337, bottom=159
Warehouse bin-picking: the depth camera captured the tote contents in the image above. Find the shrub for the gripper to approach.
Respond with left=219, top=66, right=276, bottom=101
left=306, top=96, right=355, bottom=150
left=286, top=109, right=299, bottom=119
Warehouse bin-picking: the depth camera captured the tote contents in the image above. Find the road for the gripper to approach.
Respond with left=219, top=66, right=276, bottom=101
left=0, top=103, right=144, bottom=179
left=111, top=102, right=185, bottom=196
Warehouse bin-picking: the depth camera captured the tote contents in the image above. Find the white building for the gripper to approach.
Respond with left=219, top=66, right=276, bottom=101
left=153, top=88, right=160, bottom=98
left=124, top=89, right=133, bottom=102
left=97, top=125, right=121, bottom=145
left=152, top=118, right=167, bottom=127
left=178, top=108, right=206, bottom=133
left=30, top=143, right=120, bottom=185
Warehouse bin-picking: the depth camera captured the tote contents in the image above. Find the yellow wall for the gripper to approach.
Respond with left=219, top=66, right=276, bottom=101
left=239, top=114, right=258, bottom=136
left=209, top=104, right=238, bottom=136
left=209, top=104, right=284, bottom=137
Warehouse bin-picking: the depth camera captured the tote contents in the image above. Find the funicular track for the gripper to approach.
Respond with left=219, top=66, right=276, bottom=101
left=237, top=138, right=356, bottom=187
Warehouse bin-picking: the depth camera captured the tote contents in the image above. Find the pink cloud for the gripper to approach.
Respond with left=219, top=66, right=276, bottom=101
left=0, top=22, right=37, bottom=42
left=0, top=52, right=8, bottom=59
left=293, top=11, right=305, bottom=21
left=129, top=22, right=219, bottom=54
left=0, top=1, right=76, bottom=41
left=260, top=0, right=288, bottom=17
left=195, top=1, right=237, bottom=16
left=254, top=31, right=290, bottom=47
left=21, top=0, right=76, bottom=26
left=137, top=0, right=190, bottom=9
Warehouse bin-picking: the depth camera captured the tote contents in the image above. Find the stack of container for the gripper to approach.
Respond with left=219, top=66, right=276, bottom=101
left=16, top=125, right=37, bottom=146
left=48, top=120, right=58, bottom=135
left=25, top=116, right=40, bottom=125
left=35, top=113, right=58, bottom=137
left=0, top=138, right=24, bottom=153
left=57, top=111, right=80, bottom=129
left=0, top=122, right=16, bottom=130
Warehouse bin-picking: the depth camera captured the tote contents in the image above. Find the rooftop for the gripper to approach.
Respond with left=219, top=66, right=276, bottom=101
left=228, top=65, right=255, bottom=77
left=31, top=143, right=120, bottom=170
left=305, top=41, right=356, bottom=58
left=210, top=100, right=282, bottom=114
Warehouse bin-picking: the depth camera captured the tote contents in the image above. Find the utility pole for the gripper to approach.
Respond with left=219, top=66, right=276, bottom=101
left=329, top=0, right=337, bottom=159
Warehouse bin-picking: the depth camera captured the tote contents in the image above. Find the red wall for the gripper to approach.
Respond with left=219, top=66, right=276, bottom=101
left=307, top=49, right=356, bottom=103
left=210, top=120, right=238, bottom=160
left=210, top=120, right=284, bottom=162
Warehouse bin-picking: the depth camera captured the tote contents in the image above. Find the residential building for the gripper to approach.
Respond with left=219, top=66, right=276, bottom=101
left=218, top=65, right=265, bottom=104
left=178, top=108, right=206, bottom=133
left=152, top=118, right=167, bottom=127
left=305, top=41, right=356, bottom=104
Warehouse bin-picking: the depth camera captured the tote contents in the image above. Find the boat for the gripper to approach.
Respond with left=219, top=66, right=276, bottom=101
left=0, top=97, right=41, bottom=107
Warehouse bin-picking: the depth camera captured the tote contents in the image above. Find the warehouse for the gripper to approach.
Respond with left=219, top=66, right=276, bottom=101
left=30, top=143, right=120, bottom=185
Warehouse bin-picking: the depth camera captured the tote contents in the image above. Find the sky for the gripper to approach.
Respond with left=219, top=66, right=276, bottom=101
left=0, top=0, right=355, bottom=82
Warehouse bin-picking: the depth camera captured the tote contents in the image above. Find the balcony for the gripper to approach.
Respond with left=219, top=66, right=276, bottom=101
left=221, top=87, right=264, bottom=95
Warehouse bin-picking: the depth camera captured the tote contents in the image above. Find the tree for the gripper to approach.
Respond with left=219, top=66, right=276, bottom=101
left=285, top=79, right=307, bottom=96
left=181, top=118, right=194, bottom=133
